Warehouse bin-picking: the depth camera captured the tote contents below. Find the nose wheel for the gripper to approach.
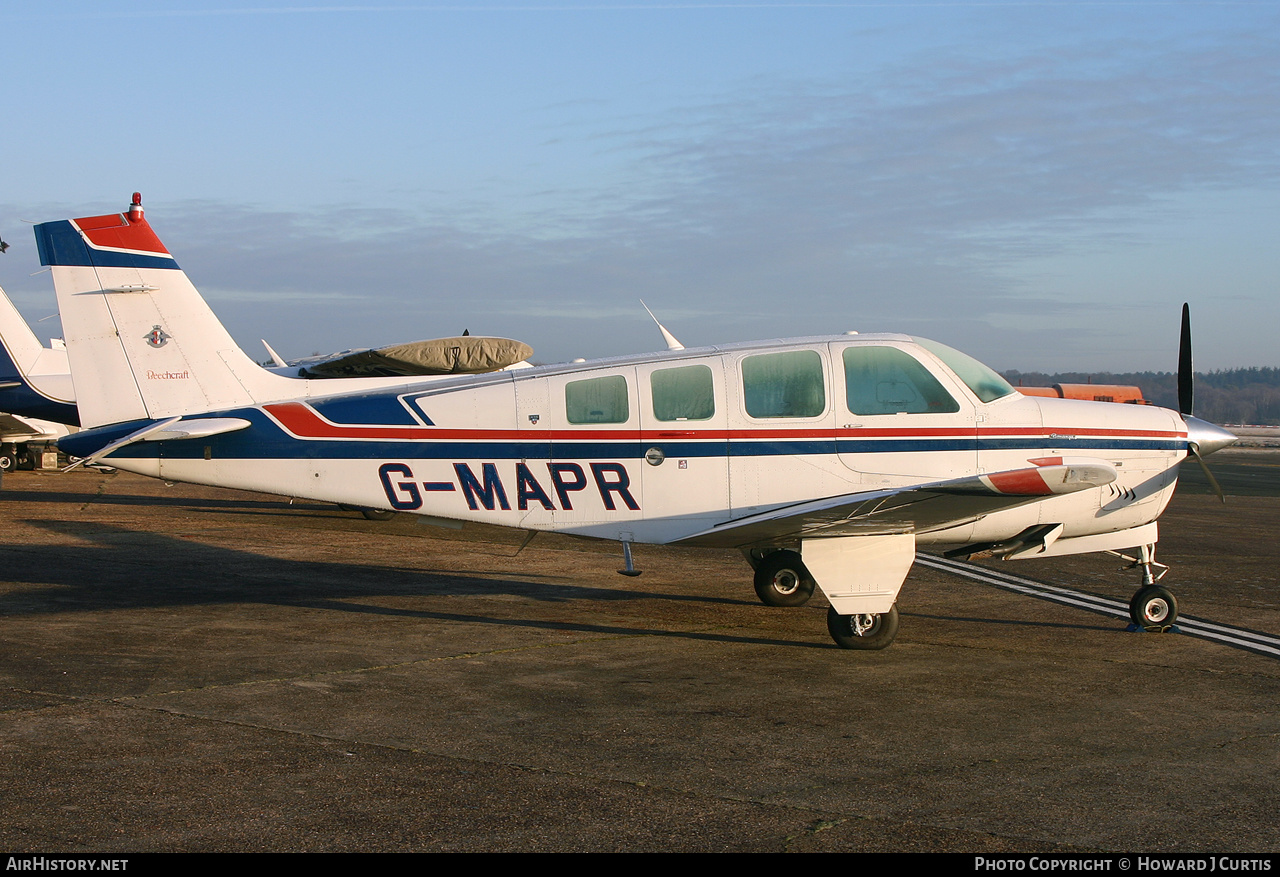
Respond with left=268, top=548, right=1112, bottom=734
left=1130, top=585, right=1178, bottom=629
left=1124, top=543, right=1179, bottom=632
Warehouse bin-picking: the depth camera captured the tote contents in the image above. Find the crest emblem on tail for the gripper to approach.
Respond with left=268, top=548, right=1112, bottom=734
left=144, top=325, right=171, bottom=348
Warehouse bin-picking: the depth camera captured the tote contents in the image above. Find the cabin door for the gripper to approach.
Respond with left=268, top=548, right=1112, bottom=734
left=634, top=359, right=731, bottom=541
left=829, top=341, right=979, bottom=488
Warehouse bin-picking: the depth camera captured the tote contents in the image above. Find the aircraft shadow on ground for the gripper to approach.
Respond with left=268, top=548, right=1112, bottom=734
left=0, top=487, right=335, bottom=514
left=0, top=519, right=814, bottom=650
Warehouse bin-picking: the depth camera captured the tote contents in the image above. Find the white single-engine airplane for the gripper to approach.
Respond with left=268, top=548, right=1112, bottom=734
left=38, top=195, right=1236, bottom=650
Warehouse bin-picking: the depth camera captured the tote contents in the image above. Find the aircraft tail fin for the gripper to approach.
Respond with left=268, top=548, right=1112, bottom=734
left=0, top=285, right=78, bottom=423
left=35, top=194, right=294, bottom=428
left=0, top=285, right=48, bottom=379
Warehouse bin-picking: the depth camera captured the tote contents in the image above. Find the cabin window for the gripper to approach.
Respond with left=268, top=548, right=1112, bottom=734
left=843, top=347, right=960, bottom=415
left=914, top=337, right=1016, bottom=403
left=742, top=350, right=826, bottom=419
left=565, top=375, right=630, bottom=424
left=651, top=365, right=715, bottom=422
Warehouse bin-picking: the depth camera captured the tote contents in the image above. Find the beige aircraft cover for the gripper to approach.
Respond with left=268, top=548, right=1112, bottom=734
left=301, top=336, right=533, bottom=378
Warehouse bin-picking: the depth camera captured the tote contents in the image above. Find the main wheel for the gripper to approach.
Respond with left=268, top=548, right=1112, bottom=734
left=827, top=605, right=900, bottom=650
left=753, top=550, right=816, bottom=607
left=1130, top=585, right=1178, bottom=628
left=0, top=452, right=15, bottom=472
left=360, top=508, right=396, bottom=521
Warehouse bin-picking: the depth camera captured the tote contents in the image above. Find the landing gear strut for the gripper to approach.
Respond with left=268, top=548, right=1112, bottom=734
left=1125, top=543, right=1178, bottom=632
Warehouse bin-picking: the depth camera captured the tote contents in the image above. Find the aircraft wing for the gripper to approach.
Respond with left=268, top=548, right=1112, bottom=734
left=672, top=459, right=1117, bottom=549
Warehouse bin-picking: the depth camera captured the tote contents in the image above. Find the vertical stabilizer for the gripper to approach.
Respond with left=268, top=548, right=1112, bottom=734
left=35, top=194, right=294, bottom=428
left=0, top=286, right=48, bottom=375
left=0, top=285, right=78, bottom=424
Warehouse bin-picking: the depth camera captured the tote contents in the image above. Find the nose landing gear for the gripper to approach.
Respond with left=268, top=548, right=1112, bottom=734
left=1120, top=543, right=1179, bottom=632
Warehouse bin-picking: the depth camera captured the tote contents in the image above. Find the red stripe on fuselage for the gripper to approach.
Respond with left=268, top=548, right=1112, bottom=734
left=266, top=402, right=448, bottom=440
left=262, top=401, right=1187, bottom=445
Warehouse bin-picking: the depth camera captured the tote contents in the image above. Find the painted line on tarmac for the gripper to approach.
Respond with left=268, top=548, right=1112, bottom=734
left=916, top=554, right=1280, bottom=660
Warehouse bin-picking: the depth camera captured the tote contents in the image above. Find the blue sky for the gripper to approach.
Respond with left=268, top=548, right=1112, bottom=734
left=2, top=2, right=1278, bottom=372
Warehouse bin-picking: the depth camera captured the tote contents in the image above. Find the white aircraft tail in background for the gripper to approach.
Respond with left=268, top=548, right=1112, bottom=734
left=0, top=285, right=78, bottom=426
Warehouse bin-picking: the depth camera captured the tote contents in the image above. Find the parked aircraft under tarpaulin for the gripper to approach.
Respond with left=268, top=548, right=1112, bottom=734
left=37, top=195, right=1236, bottom=650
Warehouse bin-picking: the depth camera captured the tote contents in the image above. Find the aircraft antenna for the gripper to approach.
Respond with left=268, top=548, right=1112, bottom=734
left=261, top=339, right=289, bottom=368
left=639, top=299, right=684, bottom=351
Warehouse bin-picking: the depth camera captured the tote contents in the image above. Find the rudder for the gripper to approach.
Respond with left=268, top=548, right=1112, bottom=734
left=35, top=194, right=293, bottom=428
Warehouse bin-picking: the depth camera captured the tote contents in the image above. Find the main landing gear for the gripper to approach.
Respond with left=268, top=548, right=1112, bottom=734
left=749, top=548, right=900, bottom=649
left=752, top=550, right=816, bottom=607
left=1123, top=543, right=1179, bottom=632
left=827, top=605, right=899, bottom=650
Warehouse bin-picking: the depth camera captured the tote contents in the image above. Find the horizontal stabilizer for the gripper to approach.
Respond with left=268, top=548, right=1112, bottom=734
left=0, top=412, right=70, bottom=442
left=145, top=417, right=252, bottom=441
left=63, top=416, right=250, bottom=470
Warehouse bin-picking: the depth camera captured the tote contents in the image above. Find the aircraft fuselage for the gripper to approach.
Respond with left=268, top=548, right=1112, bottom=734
left=66, top=333, right=1187, bottom=550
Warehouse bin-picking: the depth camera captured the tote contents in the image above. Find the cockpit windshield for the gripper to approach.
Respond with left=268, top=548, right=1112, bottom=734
left=913, top=337, right=1016, bottom=404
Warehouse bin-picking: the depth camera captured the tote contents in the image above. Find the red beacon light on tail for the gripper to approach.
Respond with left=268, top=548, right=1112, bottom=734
left=128, top=192, right=144, bottom=222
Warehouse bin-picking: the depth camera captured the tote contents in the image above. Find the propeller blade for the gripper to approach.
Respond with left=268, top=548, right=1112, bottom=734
left=1189, top=443, right=1226, bottom=504
left=1176, top=311, right=1234, bottom=503
left=1178, top=302, right=1193, bottom=415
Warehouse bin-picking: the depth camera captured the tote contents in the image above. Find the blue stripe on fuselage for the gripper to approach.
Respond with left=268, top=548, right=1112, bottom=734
left=60, top=408, right=1187, bottom=463
left=309, top=393, right=434, bottom=426
left=976, top=437, right=1182, bottom=452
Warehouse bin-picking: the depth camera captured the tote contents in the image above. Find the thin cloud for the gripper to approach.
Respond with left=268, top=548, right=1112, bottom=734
left=4, top=18, right=1276, bottom=370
